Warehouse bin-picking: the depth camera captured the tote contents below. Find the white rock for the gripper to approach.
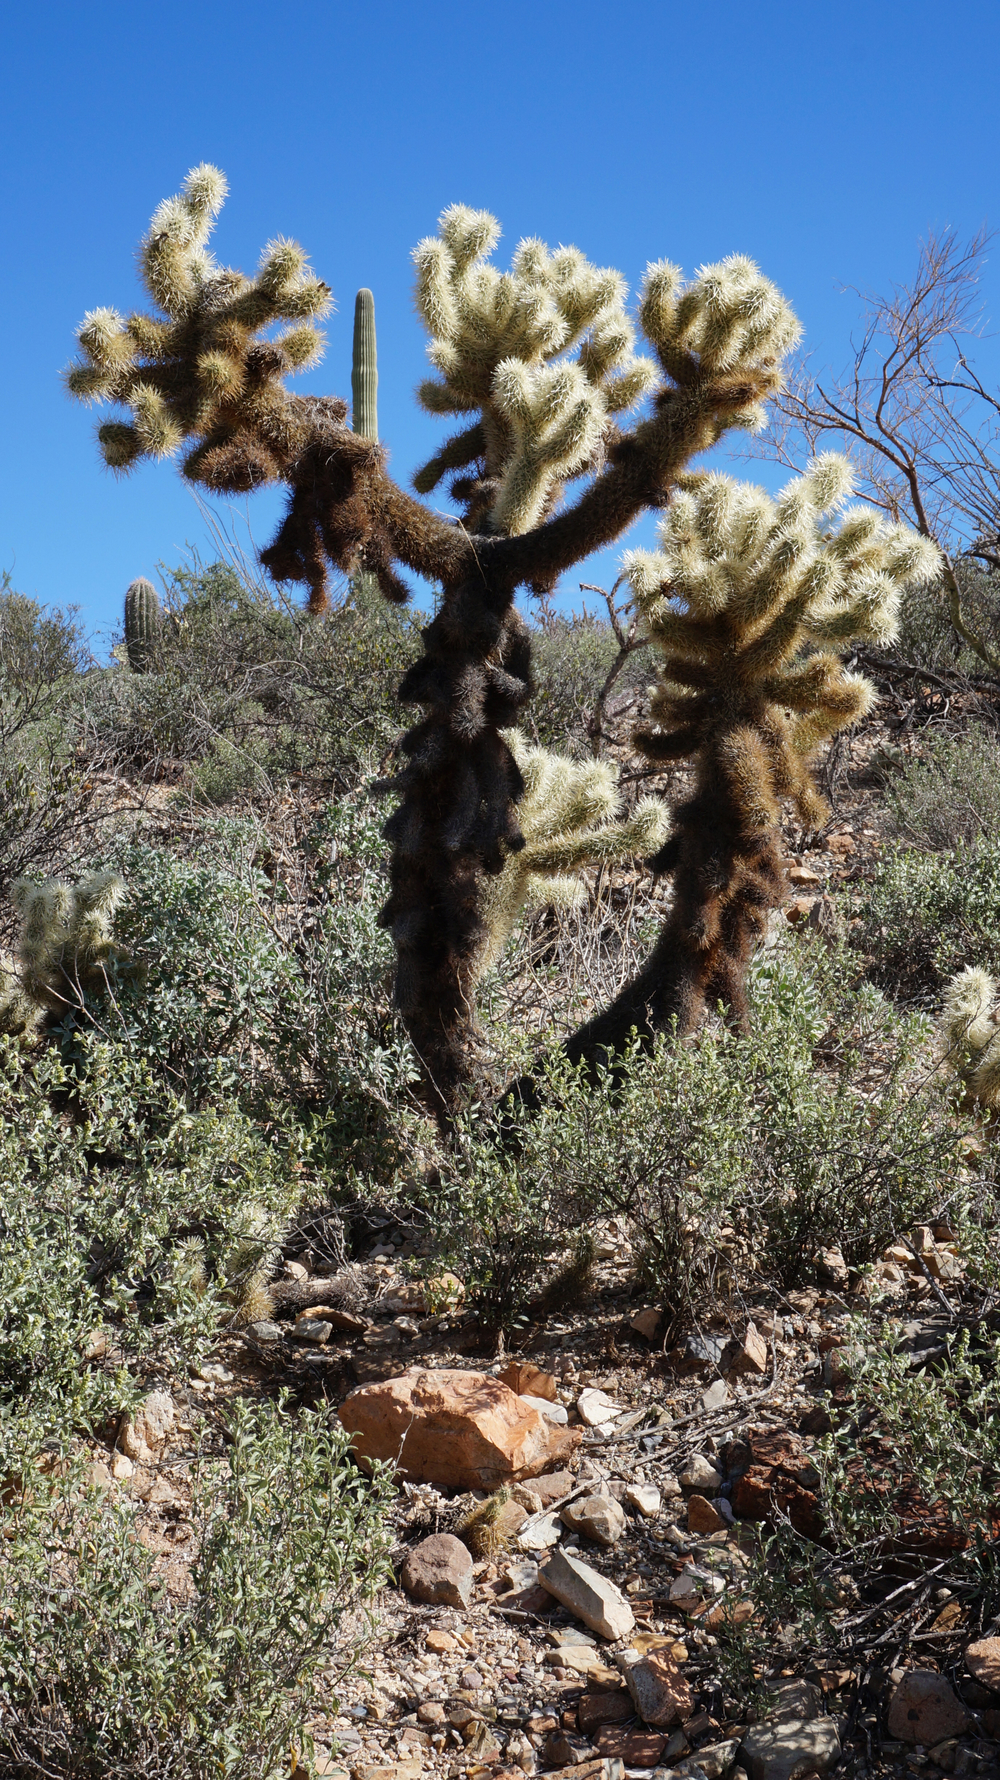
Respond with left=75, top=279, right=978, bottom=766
left=625, top=1482, right=661, bottom=1518
left=517, top=1510, right=563, bottom=1550
left=538, top=1546, right=635, bottom=1641
left=293, top=1319, right=332, bottom=1342
left=520, top=1393, right=569, bottom=1425
left=119, top=1390, right=175, bottom=1462
left=576, top=1388, right=622, bottom=1427
left=679, top=1452, right=722, bottom=1492
left=560, top=1493, right=626, bottom=1546
left=701, top=1378, right=729, bottom=1412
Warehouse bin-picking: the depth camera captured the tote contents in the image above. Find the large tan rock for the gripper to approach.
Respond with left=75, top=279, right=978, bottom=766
left=338, top=1367, right=579, bottom=1489
left=887, top=1671, right=969, bottom=1745
left=119, top=1391, right=175, bottom=1463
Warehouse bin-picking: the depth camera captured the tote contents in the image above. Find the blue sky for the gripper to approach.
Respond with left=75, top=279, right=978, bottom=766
left=3, top=0, right=999, bottom=650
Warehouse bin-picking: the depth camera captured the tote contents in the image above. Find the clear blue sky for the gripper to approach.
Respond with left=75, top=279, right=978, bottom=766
left=4, top=0, right=999, bottom=650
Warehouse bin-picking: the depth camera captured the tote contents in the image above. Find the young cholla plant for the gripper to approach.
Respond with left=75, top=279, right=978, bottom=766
left=940, top=967, right=1000, bottom=1108
left=566, top=456, right=941, bottom=1063
left=0, top=870, right=127, bottom=1036
left=69, top=166, right=802, bottom=1119
left=473, top=733, right=667, bottom=981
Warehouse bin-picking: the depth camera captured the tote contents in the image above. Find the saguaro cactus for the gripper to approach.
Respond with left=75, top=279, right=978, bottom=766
left=566, top=457, right=940, bottom=1064
left=351, top=289, right=378, bottom=441
left=68, top=167, right=814, bottom=1119
left=124, top=576, right=163, bottom=672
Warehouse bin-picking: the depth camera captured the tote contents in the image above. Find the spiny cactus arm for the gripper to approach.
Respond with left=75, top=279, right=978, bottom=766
left=942, top=966, right=998, bottom=1054
left=412, top=423, right=487, bottom=494
left=519, top=797, right=668, bottom=875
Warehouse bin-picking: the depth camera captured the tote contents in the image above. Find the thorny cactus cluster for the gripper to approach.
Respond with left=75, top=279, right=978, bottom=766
left=0, top=871, right=127, bottom=1037
left=568, top=459, right=941, bottom=1060
left=473, top=735, right=666, bottom=983
left=940, top=967, right=1000, bottom=1109
left=69, top=167, right=940, bottom=1119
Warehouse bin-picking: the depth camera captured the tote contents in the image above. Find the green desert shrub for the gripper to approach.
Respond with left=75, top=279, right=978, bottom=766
left=882, top=724, right=1000, bottom=851
left=528, top=608, right=647, bottom=753
left=442, top=941, right=967, bottom=1333
left=0, top=1033, right=303, bottom=1473
left=0, top=1399, right=394, bottom=1780
left=75, top=560, right=415, bottom=793
left=857, top=837, right=1000, bottom=999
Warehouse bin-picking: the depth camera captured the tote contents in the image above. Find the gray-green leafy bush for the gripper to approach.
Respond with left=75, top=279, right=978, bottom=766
left=1, top=1398, right=394, bottom=1780
left=857, top=837, right=1000, bottom=999
left=881, top=723, right=1000, bottom=851
left=442, top=941, right=968, bottom=1333
left=0, top=1033, right=302, bottom=1474
left=76, top=559, right=416, bottom=793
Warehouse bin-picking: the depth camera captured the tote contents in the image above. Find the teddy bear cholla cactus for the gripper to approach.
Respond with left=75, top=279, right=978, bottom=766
left=566, top=456, right=942, bottom=1063
left=0, top=870, right=126, bottom=1036
left=472, top=734, right=667, bottom=981
left=69, top=167, right=802, bottom=1119
left=940, top=967, right=1000, bottom=1107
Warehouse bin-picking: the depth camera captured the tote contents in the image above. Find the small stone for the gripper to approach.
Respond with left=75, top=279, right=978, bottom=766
left=400, top=1532, right=474, bottom=1608
left=531, top=1469, right=577, bottom=1506
left=578, top=1691, right=633, bottom=1733
left=625, top=1483, right=661, bottom=1518
left=244, top=1320, right=283, bottom=1342
left=119, top=1390, right=175, bottom=1462
left=283, top=1260, right=309, bottom=1280
left=538, top=1547, right=635, bottom=1641
left=576, top=1388, right=622, bottom=1427
left=109, top=1453, right=134, bottom=1481
left=730, top=1323, right=769, bottom=1376
left=788, top=863, right=821, bottom=885
left=740, top=1717, right=840, bottom=1780
left=701, top=1379, right=729, bottom=1412
left=661, top=1472, right=683, bottom=1498
left=596, top=1724, right=666, bottom=1764
left=561, top=1493, right=626, bottom=1546
left=886, top=1671, right=970, bottom=1746
left=498, top=1360, right=558, bottom=1402
left=623, top=1646, right=693, bottom=1726
left=417, top=1700, right=447, bottom=1724
left=460, top=1666, right=484, bottom=1691
left=679, top=1454, right=722, bottom=1493
left=683, top=1738, right=739, bottom=1779
left=769, top=1679, right=822, bottom=1720
left=686, top=1493, right=726, bottom=1535
left=518, top=1510, right=563, bottom=1550
left=966, top=1637, right=1000, bottom=1694
left=630, top=1308, right=664, bottom=1342
left=86, top=1459, right=114, bottom=1490
left=425, top=1629, right=457, bottom=1654
left=293, top=1318, right=332, bottom=1342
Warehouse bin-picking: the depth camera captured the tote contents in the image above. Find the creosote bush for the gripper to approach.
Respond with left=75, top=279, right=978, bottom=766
left=1, top=1400, right=394, bottom=1780
left=441, top=939, right=966, bottom=1334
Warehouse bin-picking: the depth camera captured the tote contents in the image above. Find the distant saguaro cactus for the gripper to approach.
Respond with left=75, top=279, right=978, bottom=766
left=124, top=576, right=163, bottom=672
left=351, top=289, right=378, bottom=441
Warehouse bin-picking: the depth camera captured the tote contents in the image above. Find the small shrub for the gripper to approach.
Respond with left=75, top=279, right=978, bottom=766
left=443, top=941, right=967, bottom=1334
left=857, top=838, right=1000, bottom=999
left=882, top=724, right=1000, bottom=850
left=0, top=1398, right=394, bottom=1779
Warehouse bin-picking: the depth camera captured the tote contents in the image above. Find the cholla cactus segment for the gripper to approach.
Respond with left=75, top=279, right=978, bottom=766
left=625, top=456, right=941, bottom=828
left=0, top=870, right=128, bottom=1032
left=639, top=253, right=801, bottom=410
left=940, top=966, right=1000, bottom=1106
left=411, top=207, right=658, bottom=532
left=474, top=732, right=668, bottom=977
left=65, top=164, right=331, bottom=489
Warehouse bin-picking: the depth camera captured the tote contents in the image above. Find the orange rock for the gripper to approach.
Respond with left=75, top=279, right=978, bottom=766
left=498, top=1359, right=558, bottom=1402
left=338, top=1367, right=579, bottom=1489
left=686, top=1494, right=726, bottom=1535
